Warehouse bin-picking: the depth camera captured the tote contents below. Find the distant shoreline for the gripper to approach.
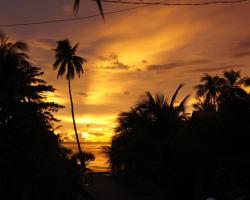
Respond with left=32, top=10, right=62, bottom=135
left=63, top=142, right=110, bottom=172
left=62, top=141, right=110, bottom=145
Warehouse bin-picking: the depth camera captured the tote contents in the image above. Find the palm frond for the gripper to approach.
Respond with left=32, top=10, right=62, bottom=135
left=73, top=0, right=105, bottom=20
left=15, top=52, right=29, bottom=60
left=238, top=77, right=250, bottom=86
left=0, top=31, right=8, bottom=47
left=73, top=0, right=80, bottom=15
left=177, top=94, right=190, bottom=113
left=73, top=58, right=84, bottom=77
left=155, top=93, right=165, bottom=108
left=53, top=57, right=63, bottom=70
left=170, top=84, right=184, bottom=107
left=141, top=91, right=156, bottom=110
left=71, top=43, right=79, bottom=54
left=12, top=41, right=28, bottom=52
left=224, top=70, right=241, bottom=86
left=0, top=30, right=5, bottom=39
left=96, top=0, right=105, bottom=20
left=195, top=84, right=207, bottom=97
left=74, top=55, right=87, bottom=63
left=200, top=73, right=210, bottom=82
left=57, top=59, right=67, bottom=79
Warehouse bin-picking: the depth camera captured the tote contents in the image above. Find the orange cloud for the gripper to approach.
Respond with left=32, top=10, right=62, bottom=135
left=3, top=1, right=250, bottom=142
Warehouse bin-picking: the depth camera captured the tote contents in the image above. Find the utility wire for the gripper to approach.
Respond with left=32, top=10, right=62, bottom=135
left=0, top=5, right=149, bottom=27
left=101, top=0, right=249, bottom=6
left=0, top=0, right=248, bottom=28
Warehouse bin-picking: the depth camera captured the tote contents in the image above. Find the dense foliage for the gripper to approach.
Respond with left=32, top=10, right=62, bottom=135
left=109, top=70, right=250, bottom=200
left=0, top=32, right=89, bottom=199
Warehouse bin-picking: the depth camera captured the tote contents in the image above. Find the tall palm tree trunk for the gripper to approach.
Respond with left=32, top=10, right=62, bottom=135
left=68, top=78, right=86, bottom=170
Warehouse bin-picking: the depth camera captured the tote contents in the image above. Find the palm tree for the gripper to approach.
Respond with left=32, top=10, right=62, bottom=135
left=110, top=85, right=189, bottom=178
left=73, top=0, right=104, bottom=19
left=192, top=97, right=215, bottom=112
left=194, top=74, right=224, bottom=111
left=223, top=70, right=250, bottom=88
left=53, top=39, right=87, bottom=169
left=0, top=31, right=31, bottom=104
left=222, top=70, right=250, bottom=96
left=218, top=70, right=250, bottom=107
left=137, top=84, right=190, bottom=123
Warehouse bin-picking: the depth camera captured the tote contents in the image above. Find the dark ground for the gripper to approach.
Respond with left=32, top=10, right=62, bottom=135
left=84, top=172, right=138, bottom=200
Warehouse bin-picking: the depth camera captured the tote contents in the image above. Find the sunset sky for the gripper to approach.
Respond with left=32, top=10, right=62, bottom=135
left=1, top=0, right=250, bottom=142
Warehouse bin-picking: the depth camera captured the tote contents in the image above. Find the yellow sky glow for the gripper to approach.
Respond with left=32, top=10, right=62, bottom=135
left=3, top=1, right=250, bottom=142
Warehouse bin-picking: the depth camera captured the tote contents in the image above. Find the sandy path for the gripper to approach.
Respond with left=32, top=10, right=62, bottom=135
left=85, top=173, right=138, bottom=200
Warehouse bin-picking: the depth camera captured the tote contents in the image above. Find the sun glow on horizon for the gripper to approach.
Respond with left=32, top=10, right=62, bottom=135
left=56, top=114, right=117, bottom=142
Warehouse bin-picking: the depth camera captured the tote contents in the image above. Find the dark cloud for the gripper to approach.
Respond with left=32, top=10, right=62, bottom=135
left=124, top=91, right=130, bottom=95
left=190, top=64, right=244, bottom=73
left=147, top=64, right=165, bottom=71
left=104, top=61, right=129, bottom=70
left=33, top=38, right=57, bottom=49
left=60, top=103, right=123, bottom=116
left=98, top=53, right=118, bottom=62
left=141, top=59, right=148, bottom=64
left=62, top=122, right=112, bottom=130
left=231, top=37, right=250, bottom=58
left=231, top=51, right=250, bottom=58
left=98, top=53, right=130, bottom=70
left=147, top=59, right=210, bottom=71
left=78, top=92, right=88, bottom=97
left=237, top=37, right=250, bottom=49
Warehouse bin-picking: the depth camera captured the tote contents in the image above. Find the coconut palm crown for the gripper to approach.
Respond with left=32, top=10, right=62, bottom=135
left=194, top=74, right=224, bottom=111
left=53, top=39, right=86, bottom=80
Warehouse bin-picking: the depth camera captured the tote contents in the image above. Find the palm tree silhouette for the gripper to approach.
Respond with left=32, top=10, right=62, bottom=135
left=137, top=84, right=189, bottom=122
left=192, top=97, right=215, bottom=112
left=73, top=0, right=104, bottom=19
left=194, top=74, right=224, bottom=111
left=222, top=70, right=250, bottom=95
left=110, top=85, right=189, bottom=177
left=0, top=31, right=31, bottom=104
left=53, top=39, right=87, bottom=170
left=223, top=70, right=250, bottom=88
left=218, top=70, right=250, bottom=105
left=0, top=31, right=28, bottom=62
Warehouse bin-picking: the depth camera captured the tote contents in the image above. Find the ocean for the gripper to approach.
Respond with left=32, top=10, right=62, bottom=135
left=63, top=142, right=110, bottom=172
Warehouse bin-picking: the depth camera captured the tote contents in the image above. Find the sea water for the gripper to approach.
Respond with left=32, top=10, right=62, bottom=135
left=63, top=142, right=110, bottom=172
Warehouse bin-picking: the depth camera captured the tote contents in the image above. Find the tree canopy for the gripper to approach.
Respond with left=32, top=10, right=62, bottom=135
left=0, top=31, right=89, bottom=200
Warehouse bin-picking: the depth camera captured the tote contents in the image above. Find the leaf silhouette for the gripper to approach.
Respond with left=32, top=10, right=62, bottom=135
left=74, top=0, right=105, bottom=20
